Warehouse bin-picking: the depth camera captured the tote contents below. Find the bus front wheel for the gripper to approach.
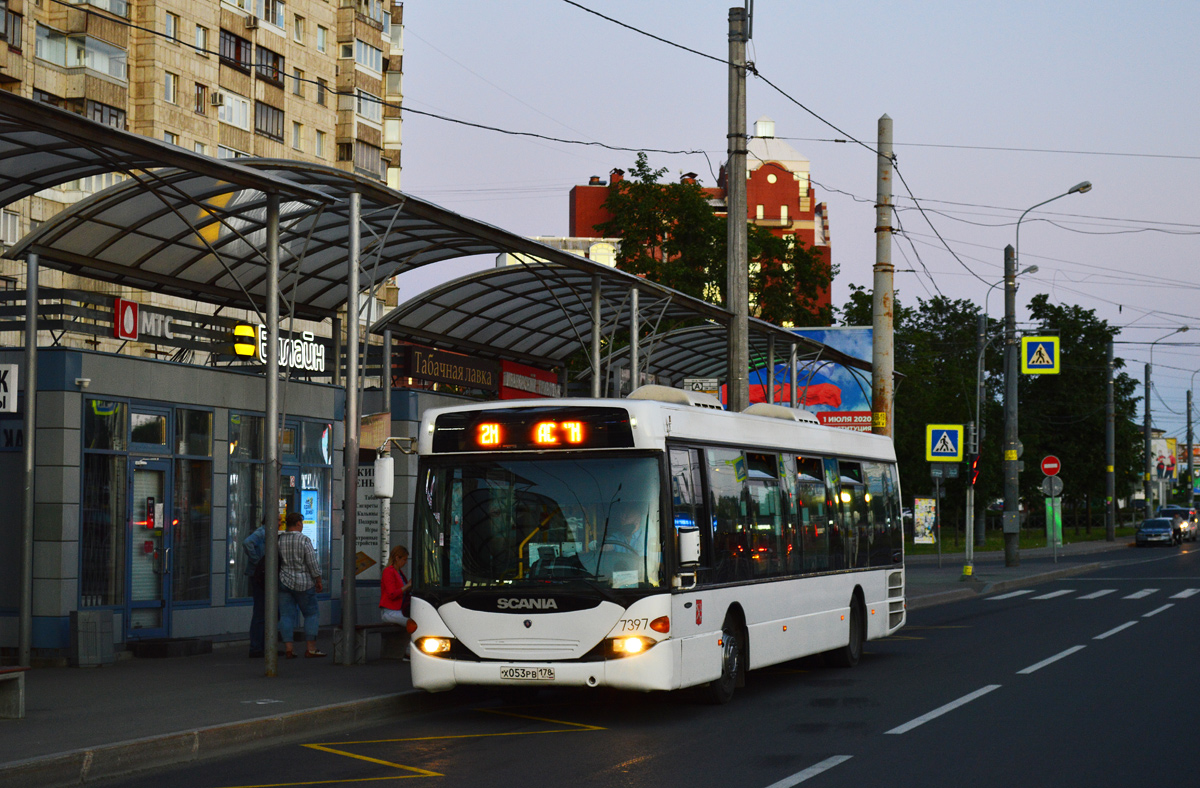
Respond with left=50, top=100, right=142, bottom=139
left=706, top=619, right=742, bottom=704
left=827, top=596, right=865, bottom=668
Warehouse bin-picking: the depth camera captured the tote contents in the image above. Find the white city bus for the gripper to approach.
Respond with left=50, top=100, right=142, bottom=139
left=407, top=385, right=905, bottom=702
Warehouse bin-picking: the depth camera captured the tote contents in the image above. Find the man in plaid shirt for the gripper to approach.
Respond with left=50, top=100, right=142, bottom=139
left=278, top=511, right=325, bottom=658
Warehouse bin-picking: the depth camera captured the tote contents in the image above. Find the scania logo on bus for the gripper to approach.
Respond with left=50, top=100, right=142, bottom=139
left=497, top=598, right=558, bottom=611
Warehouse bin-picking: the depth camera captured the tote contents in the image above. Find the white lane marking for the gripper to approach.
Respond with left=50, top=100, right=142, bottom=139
left=1143, top=604, right=1174, bottom=618
left=987, top=590, right=1035, bottom=601
left=884, top=685, right=1002, bottom=735
left=1031, top=590, right=1075, bottom=600
left=1123, top=589, right=1158, bottom=599
left=1094, top=621, right=1138, bottom=640
left=1017, top=645, right=1087, bottom=675
left=762, top=756, right=854, bottom=788
left=1170, top=588, right=1200, bottom=599
left=1078, top=589, right=1117, bottom=600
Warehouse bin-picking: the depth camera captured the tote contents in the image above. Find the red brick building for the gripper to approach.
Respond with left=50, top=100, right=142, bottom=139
left=567, top=117, right=832, bottom=317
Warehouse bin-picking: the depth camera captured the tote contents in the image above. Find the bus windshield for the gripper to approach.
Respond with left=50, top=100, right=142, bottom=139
left=415, top=455, right=663, bottom=591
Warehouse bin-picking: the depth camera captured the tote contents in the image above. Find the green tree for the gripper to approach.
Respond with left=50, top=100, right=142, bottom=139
left=597, top=153, right=835, bottom=326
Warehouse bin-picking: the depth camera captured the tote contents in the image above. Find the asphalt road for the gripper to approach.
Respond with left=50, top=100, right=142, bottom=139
left=101, top=545, right=1200, bottom=788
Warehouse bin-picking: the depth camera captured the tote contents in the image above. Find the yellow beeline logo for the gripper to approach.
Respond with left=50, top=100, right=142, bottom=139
left=232, top=324, right=257, bottom=357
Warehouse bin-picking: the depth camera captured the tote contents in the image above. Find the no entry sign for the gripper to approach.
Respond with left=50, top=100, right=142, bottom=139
left=1041, top=455, right=1061, bottom=476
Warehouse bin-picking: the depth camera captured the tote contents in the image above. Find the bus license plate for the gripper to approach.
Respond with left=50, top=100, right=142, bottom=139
left=500, top=666, right=555, bottom=681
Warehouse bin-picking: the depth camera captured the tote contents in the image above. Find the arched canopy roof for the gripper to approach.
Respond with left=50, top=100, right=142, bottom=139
left=371, top=263, right=870, bottom=384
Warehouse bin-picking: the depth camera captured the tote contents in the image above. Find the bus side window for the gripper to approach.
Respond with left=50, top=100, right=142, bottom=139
left=796, top=455, right=828, bottom=572
left=838, top=461, right=870, bottom=570
left=669, top=447, right=710, bottom=581
left=707, top=447, right=748, bottom=583
left=864, top=461, right=894, bottom=567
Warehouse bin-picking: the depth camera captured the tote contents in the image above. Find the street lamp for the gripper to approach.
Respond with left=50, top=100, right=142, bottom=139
left=1145, top=326, right=1189, bottom=514
left=1188, top=368, right=1200, bottom=510
left=1003, top=182, right=1091, bottom=567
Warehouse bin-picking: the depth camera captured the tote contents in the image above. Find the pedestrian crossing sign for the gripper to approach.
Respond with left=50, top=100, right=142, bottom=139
left=1021, top=336, right=1060, bottom=374
left=926, top=424, right=964, bottom=462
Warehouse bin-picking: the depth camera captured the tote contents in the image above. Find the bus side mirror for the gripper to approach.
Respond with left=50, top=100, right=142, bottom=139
left=677, top=526, right=700, bottom=567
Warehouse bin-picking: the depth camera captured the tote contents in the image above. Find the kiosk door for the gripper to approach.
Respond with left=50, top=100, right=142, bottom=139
left=127, top=458, right=173, bottom=640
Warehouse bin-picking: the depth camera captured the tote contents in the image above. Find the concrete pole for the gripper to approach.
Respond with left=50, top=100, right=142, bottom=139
left=1188, top=389, right=1194, bottom=511
left=975, top=313, right=987, bottom=547
left=341, top=191, right=361, bottom=665
left=1144, top=362, right=1152, bottom=515
left=766, top=335, right=775, bottom=404
left=629, top=286, right=639, bottom=395
left=726, top=6, right=749, bottom=413
left=871, top=115, right=894, bottom=438
left=1003, top=244, right=1020, bottom=567
left=18, top=252, right=37, bottom=667
left=263, top=196, right=281, bottom=677
left=591, top=275, right=601, bottom=398
left=1105, top=341, right=1115, bottom=539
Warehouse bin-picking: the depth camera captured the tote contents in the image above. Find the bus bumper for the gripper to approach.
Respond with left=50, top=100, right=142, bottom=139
left=412, top=638, right=681, bottom=693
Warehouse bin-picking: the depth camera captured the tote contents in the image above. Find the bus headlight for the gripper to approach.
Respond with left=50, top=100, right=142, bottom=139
left=416, top=636, right=453, bottom=656
left=609, top=636, right=655, bottom=657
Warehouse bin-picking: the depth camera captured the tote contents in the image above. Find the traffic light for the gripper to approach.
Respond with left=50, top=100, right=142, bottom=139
left=969, top=454, right=981, bottom=485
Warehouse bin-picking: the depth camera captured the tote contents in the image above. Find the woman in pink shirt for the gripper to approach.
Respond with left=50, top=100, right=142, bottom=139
left=379, top=545, right=411, bottom=625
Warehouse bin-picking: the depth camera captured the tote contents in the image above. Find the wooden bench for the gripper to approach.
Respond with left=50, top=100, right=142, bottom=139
left=332, top=623, right=408, bottom=664
left=0, top=666, right=29, bottom=719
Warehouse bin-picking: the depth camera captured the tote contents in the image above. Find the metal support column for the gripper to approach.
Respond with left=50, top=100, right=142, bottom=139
left=380, top=328, right=392, bottom=569
left=1188, top=389, right=1194, bottom=511
left=341, top=192, right=361, bottom=665
left=766, top=336, right=775, bottom=404
left=628, top=287, right=639, bottom=395
left=1144, top=362, right=1152, bottom=515
left=726, top=7, right=749, bottom=413
left=871, top=114, right=895, bottom=438
left=18, top=253, right=37, bottom=667
left=789, top=344, right=798, bottom=408
left=263, top=196, right=281, bottom=677
left=591, top=275, right=601, bottom=398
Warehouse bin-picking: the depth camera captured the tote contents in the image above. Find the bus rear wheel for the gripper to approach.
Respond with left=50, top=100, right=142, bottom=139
left=705, top=620, right=742, bottom=704
left=827, top=596, right=865, bottom=668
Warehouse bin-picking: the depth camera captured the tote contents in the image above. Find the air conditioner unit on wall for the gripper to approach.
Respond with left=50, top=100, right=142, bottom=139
left=245, top=15, right=259, bottom=29
left=210, top=91, right=225, bottom=106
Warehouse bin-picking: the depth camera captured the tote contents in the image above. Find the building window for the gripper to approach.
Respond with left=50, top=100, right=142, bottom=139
left=194, top=25, right=208, bottom=55
left=256, top=45, right=284, bottom=85
left=260, top=0, right=286, bottom=29
left=755, top=204, right=764, bottom=220
left=164, top=130, right=179, bottom=146
left=314, top=129, right=325, bottom=158
left=356, top=89, right=381, bottom=124
left=353, top=139, right=382, bottom=177
left=84, top=99, right=125, bottom=129
left=165, top=12, right=179, bottom=42
left=218, top=145, right=249, bottom=159
left=217, top=91, right=251, bottom=131
left=292, top=121, right=302, bottom=150
left=0, top=210, right=20, bottom=245
left=354, top=39, right=382, bottom=72
left=65, top=35, right=129, bottom=80
left=71, top=0, right=128, bottom=18
left=2, top=8, right=22, bottom=50
left=316, top=25, right=327, bottom=52
left=164, top=71, right=178, bottom=104
left=254, top=100, right=284, bottom=141
left=316, top=78, right=327, bottom=106
left=336, top=142, right=352, bottom=162
left=194, top=83, right=207, bottom=114
left=219, top=29, right=252, bottom=73
left=293, top=13, right=305, bottom=43
left=194, top=141, right=207, bottom=156
left=780, top=204, right=788, bottom=223
left=291, top=67, right=304, bottom=97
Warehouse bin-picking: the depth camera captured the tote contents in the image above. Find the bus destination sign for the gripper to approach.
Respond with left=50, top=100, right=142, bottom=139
left=432, top=408, right=635, bottom=453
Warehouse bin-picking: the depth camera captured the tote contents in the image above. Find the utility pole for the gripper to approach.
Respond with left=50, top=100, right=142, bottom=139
left=725, top=6, right=749, bottom=413
left=1189, top=389, right=1195, bottom=510
left=1144, top=362, right=1152, bottom=515
left=871, top=115, right=894, bottom=438
left=975, top=313, right=987, bottom=548
left=1003, top=244, right=1020, bottom=567
left=1105, top=341, right=1115, bottom=540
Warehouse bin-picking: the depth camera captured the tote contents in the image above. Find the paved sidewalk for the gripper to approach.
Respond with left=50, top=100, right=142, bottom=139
left=0, top=537, right=1134, bottom=788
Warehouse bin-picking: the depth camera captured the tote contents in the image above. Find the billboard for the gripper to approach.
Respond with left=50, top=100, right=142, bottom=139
left=748, top=326, right=873, bottom=431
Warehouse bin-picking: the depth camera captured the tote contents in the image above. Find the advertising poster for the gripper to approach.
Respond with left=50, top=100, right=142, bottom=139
left=355, top=464, right=382, bottom=579
left=1152, top=437, right=1177, bottom=480
left=913, top=497, right=936, bottom=544
left=747, top=326, right=873, bottom=431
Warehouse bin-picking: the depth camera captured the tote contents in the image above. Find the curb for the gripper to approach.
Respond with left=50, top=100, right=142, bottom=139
left=906, top=559, right=1110, bottom=612
left=0, top=691, right=427, bottom=788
